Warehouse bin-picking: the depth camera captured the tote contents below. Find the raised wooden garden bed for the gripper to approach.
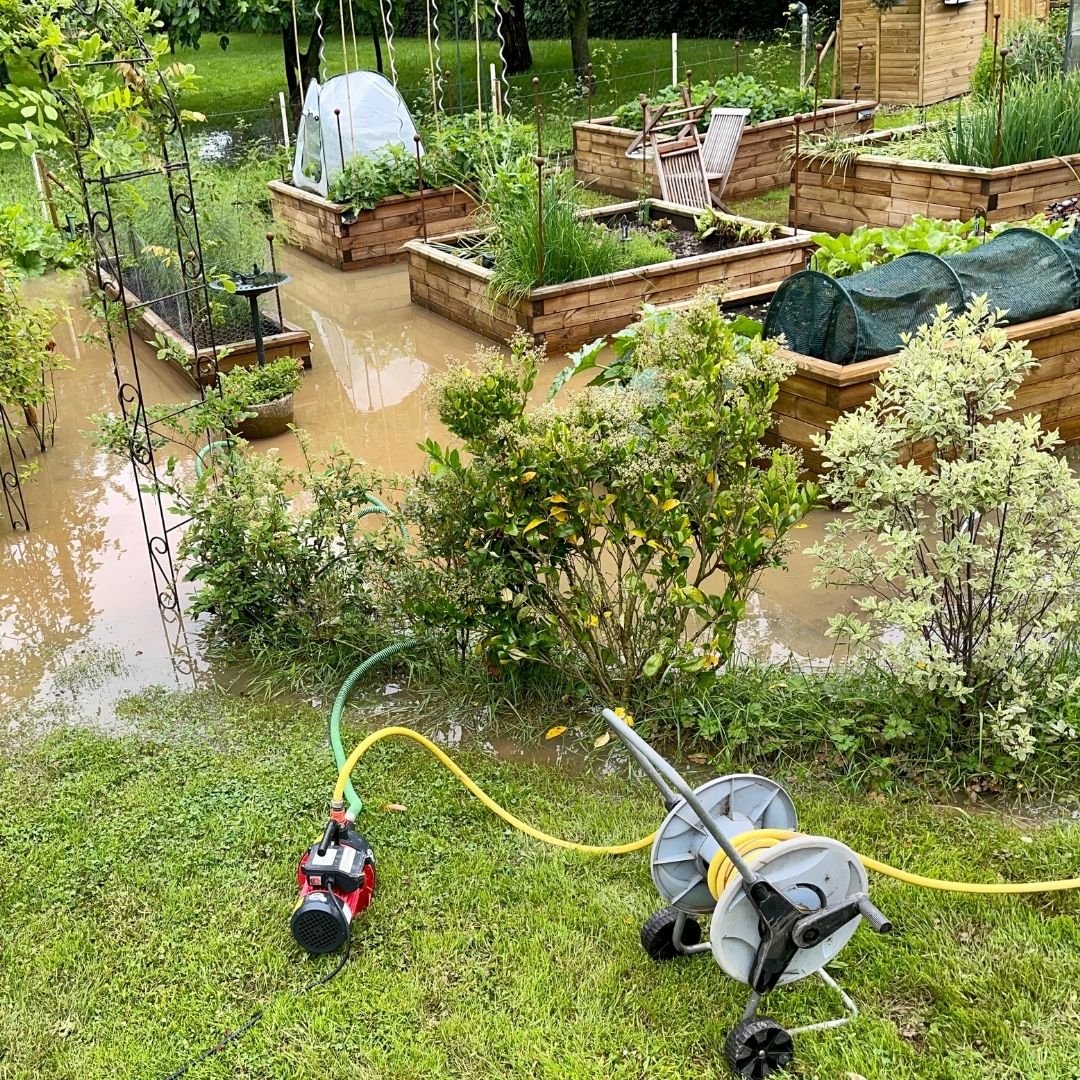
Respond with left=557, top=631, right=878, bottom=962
left=573, top=100, right=876, bottom=203
left=268, top=180, right=477, bottom=271
left=771, top=309, right=1080, bottom=474
left=98, top=264, right=311, bottom=387
left=405, top=200, right=815, bottom=351
left=791, top=130, right=1080, bottom=234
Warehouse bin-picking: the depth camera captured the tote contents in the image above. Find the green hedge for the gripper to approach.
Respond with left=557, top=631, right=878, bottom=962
left=392, top=0, right=840, bottom=42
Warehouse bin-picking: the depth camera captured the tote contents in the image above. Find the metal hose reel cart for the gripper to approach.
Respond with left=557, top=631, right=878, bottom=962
left=601, top=708, right=892, bottom=1078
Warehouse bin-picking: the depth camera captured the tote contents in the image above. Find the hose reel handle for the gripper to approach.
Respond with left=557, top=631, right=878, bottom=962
left=856, top=896, right=892, bottom=934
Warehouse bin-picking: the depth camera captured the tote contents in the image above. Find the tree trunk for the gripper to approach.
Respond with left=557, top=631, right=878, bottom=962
left=282, top=18, right=325, bottom=105
left=370, top=16, right=384, bottom=74
left=569, top=0, right=590, bottom=77
left=503, top=0, right=532, bottom=75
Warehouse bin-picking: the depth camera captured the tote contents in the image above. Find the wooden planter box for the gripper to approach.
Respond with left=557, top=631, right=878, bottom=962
left=791, top=131, right=1080, bottom=234
left=772, top=309, right=1080, bottom=474
left=405, top=201, right=815, bottom=351
left=573, top=100, right=876, bottom=203
left=98, top=264, right=312, bottom=387
left=268, top=180, right=477, bottom=271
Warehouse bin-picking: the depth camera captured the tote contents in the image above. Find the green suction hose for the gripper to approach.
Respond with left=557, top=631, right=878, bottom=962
left=330, top=638, right=420, bottom=816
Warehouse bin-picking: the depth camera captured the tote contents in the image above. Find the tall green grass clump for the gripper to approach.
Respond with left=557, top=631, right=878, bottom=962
left=941, top=73, right=1080, bottom=168
left=483, top=161, right=669, bottom=301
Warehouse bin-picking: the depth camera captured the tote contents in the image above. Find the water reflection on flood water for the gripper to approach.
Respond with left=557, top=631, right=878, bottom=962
left=0, top=254, right=859, bottom=727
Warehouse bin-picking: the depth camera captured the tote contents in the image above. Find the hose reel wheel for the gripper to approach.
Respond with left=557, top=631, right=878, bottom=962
left=650, top=775, right=798, bottom=915
left=710, top=834, right=868, bottom=987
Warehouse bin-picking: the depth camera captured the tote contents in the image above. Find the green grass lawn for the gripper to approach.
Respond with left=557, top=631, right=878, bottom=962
left=3, top=688, right=1079, bottom=1079
left=173, top=33, right=823, bottom=130
left=0, top=33, right=826, bottom=207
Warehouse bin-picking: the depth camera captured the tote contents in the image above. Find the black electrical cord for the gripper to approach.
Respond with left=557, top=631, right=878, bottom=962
left=162, top=894, right=353, bottom=1080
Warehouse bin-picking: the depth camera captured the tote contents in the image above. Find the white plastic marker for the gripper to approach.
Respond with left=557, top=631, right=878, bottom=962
left=278, top=91, right=290, bottom=150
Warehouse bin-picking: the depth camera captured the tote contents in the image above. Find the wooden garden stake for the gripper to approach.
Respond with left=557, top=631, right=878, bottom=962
left=854, top=42, right=864, bottom=104
left=991, top=11, right=1001, bottom=90
left=831, top=20, right=839, bottom=99
left=874, top=13, right=882, bottom=102
left=535, top=154, right=545, bottom=286
left=994, top=48, right=1009, bottom=167
left=685, top=67, right=692, bottom=96
left=532, top=76, right=543, bottom=158
left=586, top=62, right=594, bottom=122
left=813, top=43, right=823, bottom=119
left=414, top=134, right=428, bottom=241
left=791, top=114, right=802, bottom=231
left=733, top=40, right=740, bottom=76
left=639, top=94, right=649, bottom=187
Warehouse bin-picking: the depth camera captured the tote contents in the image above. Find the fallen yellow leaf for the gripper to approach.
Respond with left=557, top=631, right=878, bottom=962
left=593, top=731, right=612, bottom=748
left=545, top=725, right=568, bottom=740
left=382, top=803, right=408, bottom=813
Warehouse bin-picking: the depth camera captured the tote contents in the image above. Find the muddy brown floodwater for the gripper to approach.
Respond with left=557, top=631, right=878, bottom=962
left=0, top=251, right=859, bottom=729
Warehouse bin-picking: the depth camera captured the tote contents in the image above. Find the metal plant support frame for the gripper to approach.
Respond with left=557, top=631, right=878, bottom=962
left=0, top=406, right=30, bottom=532
left=56, top=0, right=224, bottom=614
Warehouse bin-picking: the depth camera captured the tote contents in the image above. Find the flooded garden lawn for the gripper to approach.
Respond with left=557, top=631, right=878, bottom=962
left=3, top=689, right=1079, bottom=1080
left=0, top=258, right=856, bottom=726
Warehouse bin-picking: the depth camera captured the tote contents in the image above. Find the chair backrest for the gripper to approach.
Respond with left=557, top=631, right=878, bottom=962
left=653, top=140, right=711, bottom=211
left=700, top=108, right=749, bottom=195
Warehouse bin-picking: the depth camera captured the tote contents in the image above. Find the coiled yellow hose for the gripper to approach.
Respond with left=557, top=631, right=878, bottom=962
left=706, top=828, right=1080, bottom=899
left=333, top=728, right=1080, bottom=892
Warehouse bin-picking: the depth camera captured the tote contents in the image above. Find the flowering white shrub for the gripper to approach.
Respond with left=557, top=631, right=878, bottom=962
left=810, top=299, right=1080, bottom=759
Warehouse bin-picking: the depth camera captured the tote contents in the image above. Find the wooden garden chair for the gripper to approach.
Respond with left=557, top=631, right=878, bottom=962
left=700, top=107, right=749, bottom=207
left=652, top=137, right=713, bottom=210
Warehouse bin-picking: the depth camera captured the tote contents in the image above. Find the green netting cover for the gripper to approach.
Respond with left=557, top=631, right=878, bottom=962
left=763, top=227, right=1080, bottom=365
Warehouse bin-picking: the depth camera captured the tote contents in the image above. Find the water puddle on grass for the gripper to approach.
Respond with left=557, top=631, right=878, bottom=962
left=0, top=254, right=861, bottom=733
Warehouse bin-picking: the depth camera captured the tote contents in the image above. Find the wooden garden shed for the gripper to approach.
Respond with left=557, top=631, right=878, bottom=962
left=838, top=0, right=1050, bottom=106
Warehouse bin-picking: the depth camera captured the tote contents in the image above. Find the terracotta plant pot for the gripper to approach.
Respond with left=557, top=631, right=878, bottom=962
left=235, top=393, right=295, bottom=440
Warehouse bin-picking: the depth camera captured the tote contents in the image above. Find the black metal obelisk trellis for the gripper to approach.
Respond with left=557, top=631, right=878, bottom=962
left=51, top=0, right=225, bottom=613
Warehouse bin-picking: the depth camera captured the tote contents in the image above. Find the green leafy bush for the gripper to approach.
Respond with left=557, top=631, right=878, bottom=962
left=408, top=295, right=816, bottom=707
left=328, top=116, right=535, bottom=212
left=0, top=203, right=81, bottom=277
left=810, top=299, right=1080, bottom=761
left=611, top=74, right=813, bottom=130
left=218, top=357, right=302, bottom=407
left=177, top=436, right=399, bottom=675
left=0, top=261, right=66, bottom=459
left=809, top=213, right=1075, bottom=277
left=941, top=73, right=1080, bottom=168
left=970, top=17, right=1065, bottom=98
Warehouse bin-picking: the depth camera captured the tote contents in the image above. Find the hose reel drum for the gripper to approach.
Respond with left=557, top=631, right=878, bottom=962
left=602, top=710, right=891, bottom=1078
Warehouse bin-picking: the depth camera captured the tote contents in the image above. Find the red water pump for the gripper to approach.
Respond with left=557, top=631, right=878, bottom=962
left=291, top=816, right=376, bottom=954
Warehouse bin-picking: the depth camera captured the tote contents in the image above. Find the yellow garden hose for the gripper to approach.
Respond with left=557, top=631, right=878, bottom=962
left=706, top=828, right=1080, bottom=900
left=333, top=727, right=1080, bottom=892
left=333, top=726, right=656, bottom=855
